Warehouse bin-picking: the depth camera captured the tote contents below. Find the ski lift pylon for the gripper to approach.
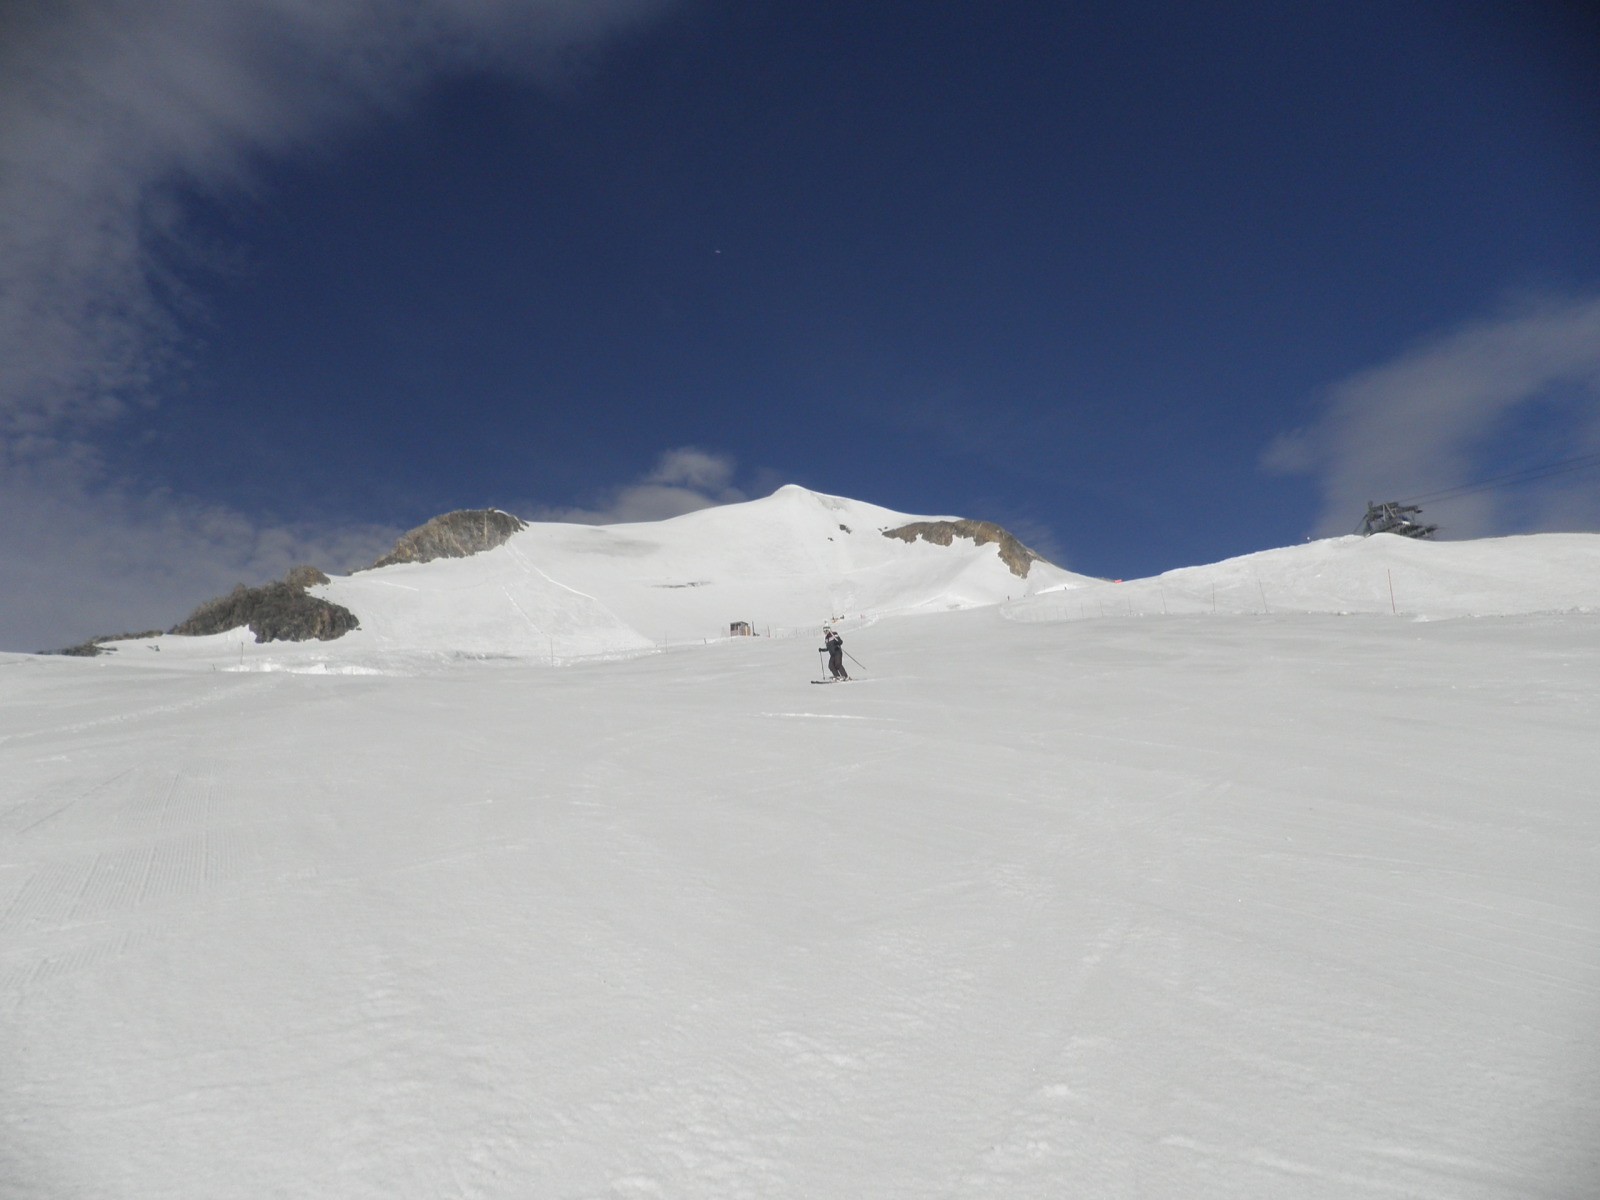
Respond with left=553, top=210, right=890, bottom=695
left=1358, top=501, right=1438, bottom=539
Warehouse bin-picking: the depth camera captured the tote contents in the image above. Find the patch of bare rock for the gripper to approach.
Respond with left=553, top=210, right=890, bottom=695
left=881, top=519, right=1048, bottom=578
left=366, top=509, right=526, bottom=569
left=48, top=630, right=167, bottom=657
left=44, top=510, right=532, bottom=653
left=169, top=566, right=358, bottom=643
left=46, top=563, right=353, bottom=653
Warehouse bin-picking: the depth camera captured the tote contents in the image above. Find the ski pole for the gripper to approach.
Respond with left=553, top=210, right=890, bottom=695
left=843, top=650, right=865, bottom=673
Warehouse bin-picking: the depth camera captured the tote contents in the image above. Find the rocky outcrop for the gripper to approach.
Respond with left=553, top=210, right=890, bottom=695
left=882, top=519, right=1049, bottom=579
left=366, top=509, right=526, bottom=570
left=169, top=566, right=358, bottom=644
left=284, top=564, right=331, bottom=589
left=46, top=507, right=525, bottom=653
left=47, top=630, right=166, bottom=657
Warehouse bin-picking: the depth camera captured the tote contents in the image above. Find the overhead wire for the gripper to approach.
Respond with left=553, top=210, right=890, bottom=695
left=1403, top=450, right=1600, bottom=507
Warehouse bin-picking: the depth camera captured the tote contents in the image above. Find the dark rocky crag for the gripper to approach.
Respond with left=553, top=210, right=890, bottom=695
left=46, top=565, right=352, bottom=654
left=45, top=509, right=530, bottom=654
left=366, top=509, right=526, bottom=570
left=882, top=519, right=1049, bottom=579
left=158, top=509, right=529, bottom=644
left=169, top=565, right=358, bottom=644
left=50, top=630, right=167, bottom=657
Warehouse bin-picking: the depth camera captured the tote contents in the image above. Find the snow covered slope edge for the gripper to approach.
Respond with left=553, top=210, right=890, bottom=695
left=1007, top=531, right=1600, bottom=622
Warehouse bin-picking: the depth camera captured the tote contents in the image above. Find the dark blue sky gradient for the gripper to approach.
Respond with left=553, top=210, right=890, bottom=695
left=128, top=0, right=1600, bottom=577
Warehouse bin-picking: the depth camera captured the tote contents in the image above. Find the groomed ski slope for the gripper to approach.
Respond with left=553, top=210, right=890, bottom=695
left=3, top=525, right=1599, bottom=1198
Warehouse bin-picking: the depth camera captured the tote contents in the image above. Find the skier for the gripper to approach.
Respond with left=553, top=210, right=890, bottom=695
left=822, top=627, right=849, bottom=681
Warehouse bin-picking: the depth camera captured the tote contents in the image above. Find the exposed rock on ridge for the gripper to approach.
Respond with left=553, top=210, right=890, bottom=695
left=366, top=509, right=527, bottom=570
left=882, top=519, right=1049, bottom=578
left=48, top=630, right=166, bottom=657
left=284, top=565, right=331, bottom=589
left=169, top=566, right=358, bottom=643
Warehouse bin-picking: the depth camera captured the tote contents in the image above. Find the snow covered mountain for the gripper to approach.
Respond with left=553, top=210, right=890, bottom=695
left=92, top=485, right=1600, bottom=670
left=180, top=485, right=1090, bottom=662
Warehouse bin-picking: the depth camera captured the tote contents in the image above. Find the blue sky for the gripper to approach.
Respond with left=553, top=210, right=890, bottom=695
left=2, top=0, right=1598, bottom=649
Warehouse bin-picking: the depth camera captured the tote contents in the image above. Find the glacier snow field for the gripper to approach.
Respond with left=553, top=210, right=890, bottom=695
left=2, top=607, right=1598, bottom=1198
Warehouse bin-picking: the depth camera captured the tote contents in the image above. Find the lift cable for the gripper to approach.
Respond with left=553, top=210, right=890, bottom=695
left=1403, top=450, right=1600, bottom=507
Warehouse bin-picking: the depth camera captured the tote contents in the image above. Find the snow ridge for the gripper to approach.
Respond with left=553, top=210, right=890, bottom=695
left=1007, top=532, right=1600, bottom=622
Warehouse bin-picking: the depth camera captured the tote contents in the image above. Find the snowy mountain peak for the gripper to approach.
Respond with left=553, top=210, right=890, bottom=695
left=768, top=483, right=861, bottom=507
left=296, top=489, right=1087, bottom=659
left=710, top=483, right=947, bottom=527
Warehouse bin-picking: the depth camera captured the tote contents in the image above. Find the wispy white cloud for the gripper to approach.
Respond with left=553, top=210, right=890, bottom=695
left=530, top=447, right=747, bottom=525
left=645, top=446, right=737, bottom=492
left=1264, top=293, right=1600, bottom=538
left=0, top=0, right=672, bottom=443
left=0, top=0, right=675, bottom=650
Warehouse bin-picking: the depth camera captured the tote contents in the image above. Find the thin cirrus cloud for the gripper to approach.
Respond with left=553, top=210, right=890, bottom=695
left=527, top=448, right=749, bottom=526
left=0, top=0, right=676, bottom=651
left=1263, top=292, right=1600, bottom=539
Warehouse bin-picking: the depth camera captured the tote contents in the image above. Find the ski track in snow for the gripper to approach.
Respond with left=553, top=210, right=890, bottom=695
left=2, top=603, right=1599, bottom=1195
